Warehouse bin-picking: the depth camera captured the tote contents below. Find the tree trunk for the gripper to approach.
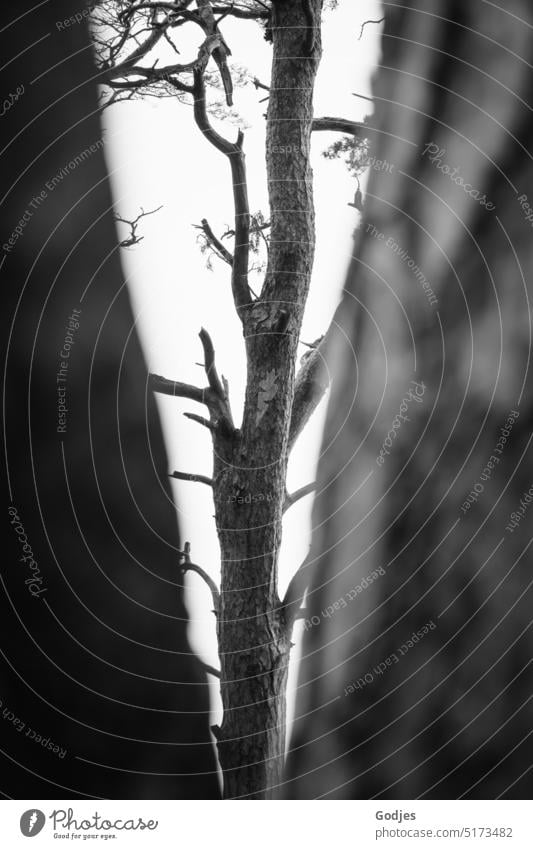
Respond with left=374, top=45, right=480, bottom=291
left=212, top=0, right=322, bottom=799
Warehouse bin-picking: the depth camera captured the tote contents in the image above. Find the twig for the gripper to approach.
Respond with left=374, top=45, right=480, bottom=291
left=199, top=327, right=225, bottom=399
left=193, top=70, right=252, bottom=314
left=115, top=205, right=163, bottom=247
left=179, top=541, right=221, bottom=615
left=200, top=661, right=221, bottom=679
left=194, top=218, right=234, bottom=266
left=149, top=374, right=205, bottom=404
left=288, top=331, right=331, bottom=454
left=183, top=412, right=215, bottom=431
left=170, top=471, right=213, bottom=487
left=357, top=17, right=384, bottom=41
left=281, top=551, right=313, bottom=629
left=283, top=481, right=317, bottom=513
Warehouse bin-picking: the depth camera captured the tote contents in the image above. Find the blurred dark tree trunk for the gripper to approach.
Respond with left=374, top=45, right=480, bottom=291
left=0, top=2, right=218, bottom=798
left=286, top=0, right=533, bottom=799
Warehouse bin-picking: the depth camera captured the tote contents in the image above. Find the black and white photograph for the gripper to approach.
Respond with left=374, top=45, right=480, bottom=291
left=1, top=0, right=533, bottom=842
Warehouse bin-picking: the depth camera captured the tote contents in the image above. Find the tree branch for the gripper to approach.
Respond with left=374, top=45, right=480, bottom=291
left=115, top=205, right=163, bottom=247
left=179, top=541, right=221, bottom=615
left=281, top=551, right=313, bottom=629
left=149, top=374, right=206, bottom=404
left=194, top=218, right=234, bottom=266
left=193, top=70, right=251, bottom=315
left=199, top=327, right=226, bottom=400
left=170, top=470, right=213, bottom=487
left=283, top=481, right=316, bottom=513
left=288, top=332, right=331, bottom=454
left=357, top=17, right=384, bottom=41
left=200, top=661, right=221, bottom=678
left=183, top=411, right=215, bottom=431
left=312, top=116, right=366, bottom=136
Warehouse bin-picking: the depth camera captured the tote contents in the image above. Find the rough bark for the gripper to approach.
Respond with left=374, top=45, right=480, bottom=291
left=211, top=0, right=323, bottom=799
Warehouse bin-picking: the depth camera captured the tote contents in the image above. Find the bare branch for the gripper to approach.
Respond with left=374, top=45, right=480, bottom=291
left=200, top=661, right=222, bottom=678
left=283, top=481, right=316, bottom=513
left=194, top=218, right=234, bottom=266
left=352, top=91, right=375, bottom=102
left=199, top=327, right=225, bottom=399
left=193, top=70, right=252, bottom=314
left=170, top=471, right=214, bottom=487
left=357, top=17, right=384, bottom=41
left=281, top=551, right=313, bottom=629
left=149, top=374, right=206, bottom=404
left=288, top=333, right=331, bottom=454
left=179, top=541, right=221, bottom=615
left=115, top=205, right=163, bottom=247
left=312, top=116, right=366, bottom=136
left=197, top=0, right=234, bottom=106
left=183, top=411, right=215, bottom=431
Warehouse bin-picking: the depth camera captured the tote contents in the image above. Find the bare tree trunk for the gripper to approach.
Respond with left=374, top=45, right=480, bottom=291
left=212, top=0, right=322, bottom=799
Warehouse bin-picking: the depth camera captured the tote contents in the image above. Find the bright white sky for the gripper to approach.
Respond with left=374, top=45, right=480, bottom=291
left=102, top=0, right=382, bottom=732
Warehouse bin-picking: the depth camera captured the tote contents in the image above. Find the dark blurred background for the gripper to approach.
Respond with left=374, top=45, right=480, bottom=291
left=287, top=0, right=533, bottom=799
left=0, top=2, right=218, bottom=799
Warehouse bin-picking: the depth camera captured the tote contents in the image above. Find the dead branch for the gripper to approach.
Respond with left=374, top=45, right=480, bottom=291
left=312, top=116, right=366, bottom=136
left=281, top=551, right=313, bottom=628
left=200, top=661, right=222, bottom=678
left=149, top=374, right=206, bottom=404
left=357, top=17, right=384, bottom=41
left=283, top=481, right=317, bottom=513
left=288, top=333, right=331, bottom=454
left=199, top=327, right=225, bottom=400
left=115, top=205, right=163, bottom=247
left=179, top=541, right=221, bottom=615
left=194, top=218, right=234, bottom=266
left=170, top=471, right=214, bottom=487
left=193, top=70, right=252, bottom=314
left=183, top=412, right=215, bottom=431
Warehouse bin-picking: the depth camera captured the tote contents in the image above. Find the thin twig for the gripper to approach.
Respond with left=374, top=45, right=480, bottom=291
left=170, top=471, right=213, bottom=487
left=115, top=205, right=163, bottom=247
left=179, top=541, right=221, bottom=615
left=183, top=411, right=215, bottom=431
left=283, top=481, right=317, bottom=513
left=357, top=17, right=384, bottom=41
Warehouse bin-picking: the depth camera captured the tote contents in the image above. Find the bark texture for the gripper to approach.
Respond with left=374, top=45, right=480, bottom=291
left=213, top=0, right=323, bottom=799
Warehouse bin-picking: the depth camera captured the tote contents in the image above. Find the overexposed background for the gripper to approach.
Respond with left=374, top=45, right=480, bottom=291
left=101, top=1, right=382, bottom=730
